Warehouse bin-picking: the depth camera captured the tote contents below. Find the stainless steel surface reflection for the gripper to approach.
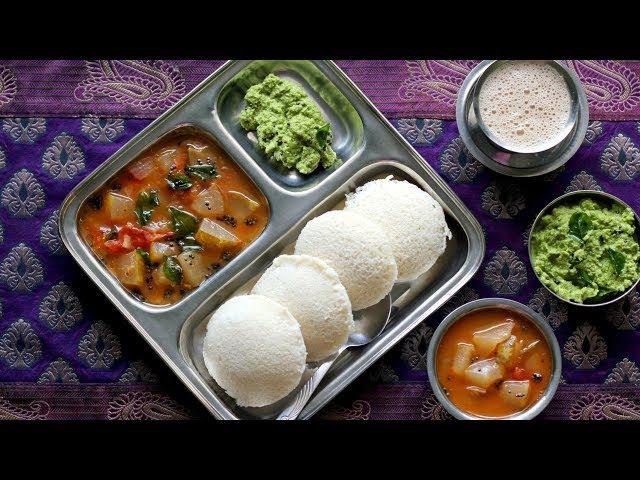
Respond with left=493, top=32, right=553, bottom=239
left=457, top=60, right=589, bottom=177
left=60, top=60, right=486, bottom=420
left=427, top=298, right=562, bottom=420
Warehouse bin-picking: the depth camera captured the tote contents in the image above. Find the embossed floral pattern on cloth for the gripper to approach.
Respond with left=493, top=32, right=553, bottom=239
left=0, top=61, right=220, bottom=119
left=1, top=60, right=640, bottom=120
left=340, top=60, right=640, bottom=121
left=0, top=61, right=639, bottom=420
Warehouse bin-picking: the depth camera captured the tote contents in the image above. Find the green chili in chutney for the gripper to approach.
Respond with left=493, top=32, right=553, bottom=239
left=530, top=197, right=640, bottom=303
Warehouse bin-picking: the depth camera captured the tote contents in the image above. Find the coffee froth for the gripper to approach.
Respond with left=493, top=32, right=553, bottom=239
left=478, top=61, right=572, bottom=151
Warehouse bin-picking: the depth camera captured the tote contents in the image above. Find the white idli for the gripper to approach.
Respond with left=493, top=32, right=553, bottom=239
left=252, top=254, right=353, bottom=362
left=295, top=210, right=397, bottom=311
left=345, top=177, right=451, bottom=281
left=202, top=294, right=306, bottom=408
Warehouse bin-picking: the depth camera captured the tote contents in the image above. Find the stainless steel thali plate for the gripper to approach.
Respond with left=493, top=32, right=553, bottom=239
left=59, top=60, right=485, bottom=420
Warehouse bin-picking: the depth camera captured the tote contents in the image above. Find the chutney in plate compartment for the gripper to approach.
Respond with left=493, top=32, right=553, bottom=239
left=435, top=307, right=553, bottom=418
left=78, top=132, right=269, bottom=305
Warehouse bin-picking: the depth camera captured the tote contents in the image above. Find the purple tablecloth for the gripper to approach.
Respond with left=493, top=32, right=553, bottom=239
left=0, top=60, right=639, bottom=420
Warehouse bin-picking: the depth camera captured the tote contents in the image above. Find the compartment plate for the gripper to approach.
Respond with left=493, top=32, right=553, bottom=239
left=59, top=60, right=485, bottom=420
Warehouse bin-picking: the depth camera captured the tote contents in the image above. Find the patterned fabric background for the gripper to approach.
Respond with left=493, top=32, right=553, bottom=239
left=0, top=60, right=639, bottom=420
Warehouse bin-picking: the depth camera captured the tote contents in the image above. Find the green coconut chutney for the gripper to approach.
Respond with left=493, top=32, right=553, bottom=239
left=239, top=74, right=339, bottom=175
left=531, top=197, right=640, bottom=303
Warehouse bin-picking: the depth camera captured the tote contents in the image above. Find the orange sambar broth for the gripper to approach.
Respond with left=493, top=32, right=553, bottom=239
left=78, top=134, right=268, bottom=305
left=435, top=308, right=552, bottom=418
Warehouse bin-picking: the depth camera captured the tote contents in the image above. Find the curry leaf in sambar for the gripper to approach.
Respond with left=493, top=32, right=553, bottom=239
left=163, top=256, right=183, bottom=284
left=166, top=173, right=193, bottom=190
left=169, top=207, right=198, bottom=237
left=178, top=235, right=203, bottom=252
left=136, top=248, right=152, bottom=266
left=185, top=164, right=217, bottom=180
left=135, top=190, right=160, bottom=226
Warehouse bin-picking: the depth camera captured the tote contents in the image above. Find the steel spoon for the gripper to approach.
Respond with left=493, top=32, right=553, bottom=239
left=276, top=284, right=409, bottom=420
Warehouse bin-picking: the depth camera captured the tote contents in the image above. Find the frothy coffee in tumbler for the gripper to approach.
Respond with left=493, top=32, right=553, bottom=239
left=478, top=61, right=572, bottom=152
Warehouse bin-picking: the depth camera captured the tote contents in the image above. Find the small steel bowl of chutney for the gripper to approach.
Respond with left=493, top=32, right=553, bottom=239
left=528, top=190, right=640, bottom=307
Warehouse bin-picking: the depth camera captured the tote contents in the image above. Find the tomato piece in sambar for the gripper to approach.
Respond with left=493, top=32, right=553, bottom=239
left=78, top=134, right=268, bottom=305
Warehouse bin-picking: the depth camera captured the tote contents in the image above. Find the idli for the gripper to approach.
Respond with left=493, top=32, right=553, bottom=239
left=202, top=294, right=306, bottom=408
left=295, top=210, right=397, bottom=310
left=252, top=254, right=353, bottom=362
left=345, top=177, right=451, bottom=281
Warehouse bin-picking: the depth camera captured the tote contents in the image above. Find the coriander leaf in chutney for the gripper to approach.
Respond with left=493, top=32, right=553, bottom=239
left=605, top=248, right=626, bottom=275
left=239, top=74, right=340, bottom=175
left=568, top=211, right=592, bottom=239
left=531, top=198, right=640, bottom=303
